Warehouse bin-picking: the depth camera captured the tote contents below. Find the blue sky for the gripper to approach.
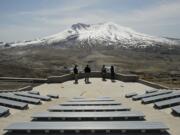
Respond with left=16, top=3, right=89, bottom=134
left=0, top=0, right=180, bottom=42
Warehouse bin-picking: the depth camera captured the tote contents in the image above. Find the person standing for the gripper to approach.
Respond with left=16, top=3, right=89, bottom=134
left=73, top=65, right=78, bottom=84
left=84, top=65, right=91, bottom=83
left=101, top=65, right=107, bottom=81
left=110, top=65, right=115, bottom=81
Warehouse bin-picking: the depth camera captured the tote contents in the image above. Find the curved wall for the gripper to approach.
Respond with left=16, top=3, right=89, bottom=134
left=47, top=71, right=139, bottom=83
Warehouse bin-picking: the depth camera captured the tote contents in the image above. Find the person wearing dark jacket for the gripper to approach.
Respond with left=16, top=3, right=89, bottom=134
left=110, top=66, right=115, bottom=81
left=101, top=65, right=107, bottom=81
left=84, top=65, right=91, bottom=83
left=73, top=65, right=78, bottom=84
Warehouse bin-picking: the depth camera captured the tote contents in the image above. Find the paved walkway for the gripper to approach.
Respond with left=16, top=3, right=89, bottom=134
left=0, top=78, right=179, bottom=135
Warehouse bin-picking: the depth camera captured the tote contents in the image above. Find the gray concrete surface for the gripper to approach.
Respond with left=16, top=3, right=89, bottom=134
left=0, top=78, right=179, bottom=135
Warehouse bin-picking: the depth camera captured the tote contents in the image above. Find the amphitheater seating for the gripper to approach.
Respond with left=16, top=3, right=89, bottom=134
left=60, top=101, right=121, bottom=106
left=49, top=105, right=130, bottom=112
left=125, top=92, right=137, bottom=98
left=5, top=121, right=168, bottom=133
left=0, top=98, right=28, bottom=109
left=47, top=94, right=59, bottom=98
left=129, top=89, right=180, bottom=117
left=68, top=98, right=114, bottom=102
left=154, top=97, right=180, bottom=109
left=145, top=89, right=158, bottom=93
left=142, top=92, right=180, bottom=104
left=15, top=92, right=51, bottom=101
left=132, top=90, right=172, bottom=100
left=171, top=105, right=180, bottom=116
left=28, top=91, right=39, bottom=95
left=32, top=111, right=145, bottom=121
left=0, top=106, right=9, bottom=117
left=0, top=93, right=41, bottom=104
left=4, top=97, right=169, bottom=134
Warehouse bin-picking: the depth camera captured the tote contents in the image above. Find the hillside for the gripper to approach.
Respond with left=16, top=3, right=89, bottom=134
left=0, top=46, right=180, bottom=88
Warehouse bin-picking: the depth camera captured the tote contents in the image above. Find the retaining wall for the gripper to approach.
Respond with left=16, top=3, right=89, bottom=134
left=139, top=79, right=169, bottom=89
left=0, top=77, right=47, bottom=83
left=0, top=73, right=171, bottom=90
left=47, top=72, right=139, bottom=83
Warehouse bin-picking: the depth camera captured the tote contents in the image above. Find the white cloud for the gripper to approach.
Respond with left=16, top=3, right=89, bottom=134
left=1, top=0, right=180, bottom=41
left=120, top=0, right=180, bottom=37
left=124, top=0, right=180, bottom=23
left=18, top=0, right=101, bottom=16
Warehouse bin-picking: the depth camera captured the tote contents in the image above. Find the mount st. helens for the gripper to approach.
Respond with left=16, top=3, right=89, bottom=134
left=3, top=22, right=178, bottom=49
left=0, top=22, right=179, bottom=88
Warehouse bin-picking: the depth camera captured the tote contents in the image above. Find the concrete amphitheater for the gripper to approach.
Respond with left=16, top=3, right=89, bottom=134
left=0, top=73, right=179, bottom=135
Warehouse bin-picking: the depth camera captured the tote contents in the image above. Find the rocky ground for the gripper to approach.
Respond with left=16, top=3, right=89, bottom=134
left=0, top=46, right=179, bottom=89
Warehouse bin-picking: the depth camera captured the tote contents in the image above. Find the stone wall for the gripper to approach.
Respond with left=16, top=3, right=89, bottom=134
left=139, top=79, right=169, bottom=89
left=0, top=77, right=47, bottom=83
left=47, top=72, right=139, bottom=83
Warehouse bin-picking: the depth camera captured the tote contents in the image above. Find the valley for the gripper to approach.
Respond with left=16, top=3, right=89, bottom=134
left=0, top=46, right=179, bottom=88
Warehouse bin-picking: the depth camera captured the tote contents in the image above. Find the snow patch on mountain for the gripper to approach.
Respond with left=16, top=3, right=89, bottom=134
left=7, top=22, right=177, bottom=48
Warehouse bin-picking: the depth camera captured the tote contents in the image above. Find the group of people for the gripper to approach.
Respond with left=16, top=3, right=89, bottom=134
left=101, top=65, right=115, bottom=81
left=73, top=65, right=115, bottom=84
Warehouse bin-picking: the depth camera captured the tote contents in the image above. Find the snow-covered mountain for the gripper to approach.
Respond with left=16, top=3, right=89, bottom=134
left=7, top=22, right=178, bottom=48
